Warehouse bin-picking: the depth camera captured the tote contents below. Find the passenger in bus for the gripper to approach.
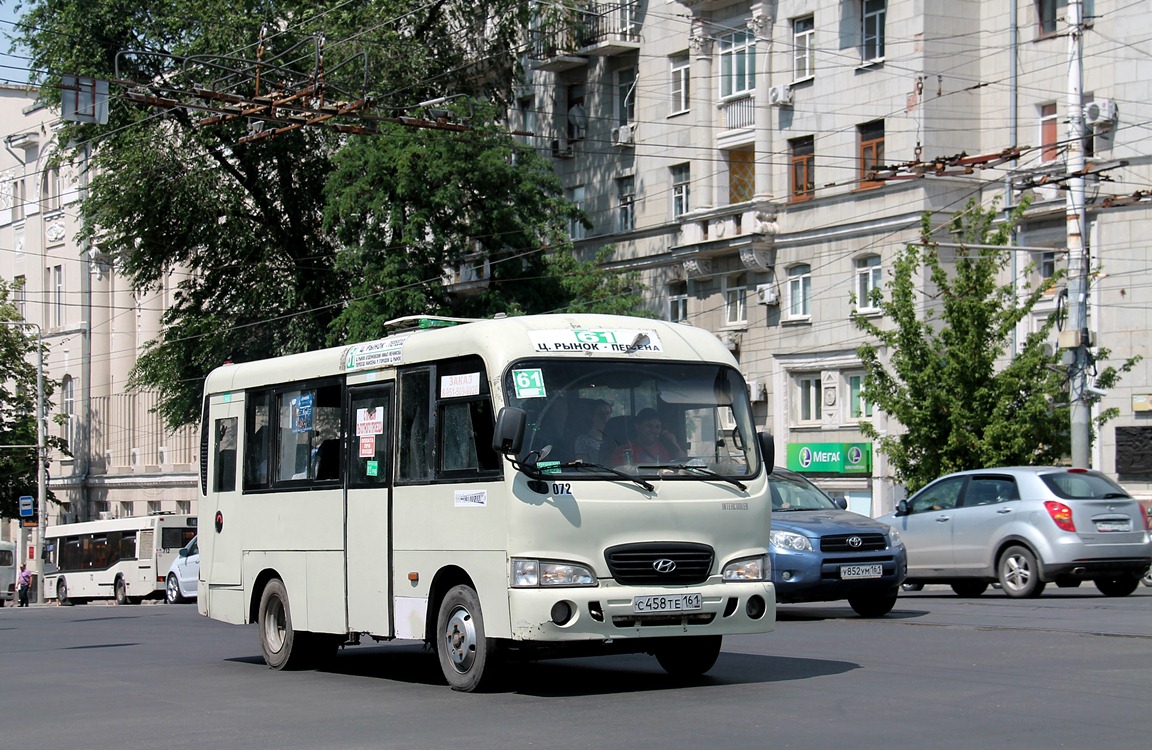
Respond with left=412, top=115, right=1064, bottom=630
left=610, top=408, right=683, bottom=466
left=574, top=400, right=613, bottom=463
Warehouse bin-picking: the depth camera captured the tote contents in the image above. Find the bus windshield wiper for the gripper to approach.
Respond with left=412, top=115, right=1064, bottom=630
left=637, top=463, right=747, bottom=491
left=545, top=460, right=655, bottom=492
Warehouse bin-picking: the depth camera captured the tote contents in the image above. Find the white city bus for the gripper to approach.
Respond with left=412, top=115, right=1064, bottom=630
left=1, top=540, right=15, bottom=605
left=198, top=314, right=776, bottom=690
left=44, top=514, right=198, bottom=605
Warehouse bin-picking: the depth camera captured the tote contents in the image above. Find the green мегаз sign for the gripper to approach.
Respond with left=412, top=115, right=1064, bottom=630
left=785, top=442, right=872, bottom=473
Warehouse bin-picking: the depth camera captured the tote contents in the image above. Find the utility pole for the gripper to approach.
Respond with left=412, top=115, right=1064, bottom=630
left=1064, top=0, right=1091, bottom=468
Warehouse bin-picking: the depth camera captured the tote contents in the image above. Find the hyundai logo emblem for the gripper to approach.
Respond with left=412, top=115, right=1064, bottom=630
left=653, top=558, right=677, bottom=574
left=847, top=536, right=863, bottom=548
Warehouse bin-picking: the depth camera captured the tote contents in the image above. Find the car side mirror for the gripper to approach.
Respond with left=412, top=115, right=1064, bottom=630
left=895, top=499, right=909, bottom=517
left=178, top=548, right=189, bottom=558
left=833, top=497, right=848, bottom=510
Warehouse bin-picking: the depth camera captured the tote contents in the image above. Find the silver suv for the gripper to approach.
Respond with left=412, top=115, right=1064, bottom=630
left=877, top=467, right=1152, bottom=598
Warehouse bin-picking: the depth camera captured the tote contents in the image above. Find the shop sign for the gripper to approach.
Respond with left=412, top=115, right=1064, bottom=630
left=786, top=442, right=871, bottom=474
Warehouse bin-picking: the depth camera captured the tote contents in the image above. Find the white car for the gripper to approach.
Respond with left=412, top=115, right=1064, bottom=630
left=165, top=536, right=199, bottom=604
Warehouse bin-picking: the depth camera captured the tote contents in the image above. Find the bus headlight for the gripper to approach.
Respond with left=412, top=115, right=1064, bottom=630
left=722, top=554, right=769, bottom=582
left=511, top=559, right=597, bottom=587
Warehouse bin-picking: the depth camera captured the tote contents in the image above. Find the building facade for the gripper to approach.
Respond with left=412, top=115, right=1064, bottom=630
left=522, top=0, right=1152, bottom=511
left=1, top=85, right=198, bottom=550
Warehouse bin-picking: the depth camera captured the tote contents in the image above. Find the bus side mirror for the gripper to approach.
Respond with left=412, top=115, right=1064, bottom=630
left=758, top=431, right=775, bottom=474
left=492, top=407, right=526, bottom=455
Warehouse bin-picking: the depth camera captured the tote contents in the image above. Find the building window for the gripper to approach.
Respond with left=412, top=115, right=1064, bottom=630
left=667, top=282, right=688, bottom=323
left=11, top=176, right=24, bottom=222
left=517, top=96, right=536, bottom=148
left=671, top=164, right=691, bottom=218
left=727, top=146, right=755, bottom=204
left=798, top=375, right=822, bottom=423
left=670, top=53, right=690, bottom=114
left=147, top=501, right=161, bottom=515
left=1040, top=103, right=1059, bottom=162
left=855, top=255, right=882, bottom=310
left=42, top=167, right=61, bottom=212
left=120, top=501, right=134, bottom=518
left=793, top=16, right=815, bottom=80
left=568, top=186, right=586, bottom=240
left=718, top=30, right=755, bottom=99
left=861, top=0, right=886, bottom=63
left=789, top=136, right=814, bottom=202
left=177, top=500, right=191, bottom=515
left=1037, top=0, right=1060, bottom=37
left=566, top=84, right=587, bottom=141
left=51, top=264, right=64, bottom=327
left=616, top=67, right=636, bottom=127
left=848, top=374, right=873, bottom=419
left=13, top=275, right=26, bottom=318
left=725, top=274, right=747, bottom=326
left=788, top=264, right=811, bottom=318
left=858, top=120, right=885, bottom=188
left=1037, top=250, right=1057, bottom=282
left=62, top=375, right=74, bottom=449
left=617, top=176, right=635, bottom=232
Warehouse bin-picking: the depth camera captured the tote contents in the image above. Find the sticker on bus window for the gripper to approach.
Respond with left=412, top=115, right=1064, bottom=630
left=356, top=406, right=384, bottom=436
left=455, top=489, right=487, bottom=507
left=528, top=329, right=664, bottom=354
left=359, top=435, right=375, bottom=458
left=366, top=460, right=379, bottom=477
left=291, top=394, right=313, bottom=433
left=440, top=372, right=481, bottom=398
left=512, top=369, right=546, bottom=398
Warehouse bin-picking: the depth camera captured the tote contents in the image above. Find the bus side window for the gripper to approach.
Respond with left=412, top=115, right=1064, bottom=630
left=244, top=391, right=271, bottom=489
left=398, top=370, right=432, bottom=482
left=214, top=417, right=238, bottom=492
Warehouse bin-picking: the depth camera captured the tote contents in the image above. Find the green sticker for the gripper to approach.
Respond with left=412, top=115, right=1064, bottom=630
left=537, top=460, right=561, bottom=475
left=366, top=460, right=379, bottom=477
left=512, top=368, right=547, bottom=398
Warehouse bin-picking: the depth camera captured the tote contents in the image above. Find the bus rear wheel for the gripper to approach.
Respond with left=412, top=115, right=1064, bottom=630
left=435, top=584, right=499, bottom=692
left=258, top=579, right=313, bottom=670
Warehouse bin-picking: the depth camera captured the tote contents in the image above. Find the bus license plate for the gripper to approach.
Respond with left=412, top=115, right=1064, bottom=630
left=840, top=564, right=883, bottom=579
left=632, top=593, right=703, bottom=614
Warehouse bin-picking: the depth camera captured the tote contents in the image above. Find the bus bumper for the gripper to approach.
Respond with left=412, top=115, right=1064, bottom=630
left=506, top=579, right=774, bottom=642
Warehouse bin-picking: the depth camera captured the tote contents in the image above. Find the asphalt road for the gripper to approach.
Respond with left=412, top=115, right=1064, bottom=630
left=2, top=586, right=1149, bottom=749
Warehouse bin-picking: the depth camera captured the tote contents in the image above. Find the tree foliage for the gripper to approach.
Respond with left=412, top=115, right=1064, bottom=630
left=16, top=0, right=643, bottom=429
left=0, top=281, right=68, bottom=519
left=851, top=200, right=1131, bottom=493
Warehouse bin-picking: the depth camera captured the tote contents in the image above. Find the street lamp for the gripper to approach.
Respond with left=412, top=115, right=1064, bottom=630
left=1, top=320, right=45, bottom=601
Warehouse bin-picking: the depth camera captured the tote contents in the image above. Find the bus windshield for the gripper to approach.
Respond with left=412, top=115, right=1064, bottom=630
left=503, top=358, right=760, bottom=479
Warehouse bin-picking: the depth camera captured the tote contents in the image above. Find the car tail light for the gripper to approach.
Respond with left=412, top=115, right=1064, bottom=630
left=1044, top=500, right=1076, bottom=532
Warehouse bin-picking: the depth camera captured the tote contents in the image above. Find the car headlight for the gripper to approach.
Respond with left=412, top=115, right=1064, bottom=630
left=769, top=530, right=813, bottom=552
left=888, top=528, right=904, bottom=548
left=723, top=554, right=770, bottom=582
left=511, top=559, right=597, bottom=587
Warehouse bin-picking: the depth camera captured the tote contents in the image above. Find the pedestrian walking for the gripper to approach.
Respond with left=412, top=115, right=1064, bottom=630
left=17, top=563, right=32, bottom=607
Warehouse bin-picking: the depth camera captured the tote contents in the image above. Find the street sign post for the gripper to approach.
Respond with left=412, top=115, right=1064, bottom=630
left=19, top=495, right=34, bottom=518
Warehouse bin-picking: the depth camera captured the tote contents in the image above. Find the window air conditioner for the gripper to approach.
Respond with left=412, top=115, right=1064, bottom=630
left=756, top=283, right=779, bottom=306
left=611, top=123, right=635, bottom=146
left=1083, top=100, right=1118, bottom=128
left=768, top=84, right=794, bottom=107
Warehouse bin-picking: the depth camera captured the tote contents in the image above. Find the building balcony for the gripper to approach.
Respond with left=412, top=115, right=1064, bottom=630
left=669, top=203, right=779, bottom=277
left=529, top=2, right=640, bottom=71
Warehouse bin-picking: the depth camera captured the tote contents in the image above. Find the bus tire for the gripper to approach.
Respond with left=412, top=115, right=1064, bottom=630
left=655, top=635, right=723, bottom=677
left=435, top=584, right=499, bottom=692
left=57, top=578, right=71, bottom=606
left=258, top=579, right=309, bottom=671
left=114, top=577, right=129, bottom=605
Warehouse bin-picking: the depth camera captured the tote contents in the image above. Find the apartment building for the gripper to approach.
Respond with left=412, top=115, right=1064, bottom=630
left=0, top=85, right=198, bottom=546
left=522, top=0, right=1152, bottom=511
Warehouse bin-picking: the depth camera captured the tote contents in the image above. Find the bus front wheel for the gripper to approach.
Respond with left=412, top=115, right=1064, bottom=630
left=258, top=579, right=310, bottom=670
left=114, top=578, right=130, bottom=605
left=435, top=584, right=499, bottom=692
left=57, top=578, right=71, bottom=606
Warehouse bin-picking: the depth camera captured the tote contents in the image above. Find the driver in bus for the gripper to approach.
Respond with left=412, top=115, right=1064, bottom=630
left=611, top=408, right=684, bottom=466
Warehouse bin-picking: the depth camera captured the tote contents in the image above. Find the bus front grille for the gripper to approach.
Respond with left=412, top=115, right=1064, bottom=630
left=604, top=542, right=714, bottom=585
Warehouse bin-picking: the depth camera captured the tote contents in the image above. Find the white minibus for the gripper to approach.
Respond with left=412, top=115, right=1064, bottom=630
left=198, top=314, right=776, bottom=690
left=44, top=514, right=198, bottom=604
left=0, top=540, right=15, bottom=605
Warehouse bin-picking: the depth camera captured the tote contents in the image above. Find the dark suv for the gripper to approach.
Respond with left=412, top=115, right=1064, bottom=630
left=769, top=468, right=907, bottom=617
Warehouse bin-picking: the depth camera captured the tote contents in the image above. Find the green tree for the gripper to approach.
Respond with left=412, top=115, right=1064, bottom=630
left=15, top=0, right=622, bottom=429
left=0, top=281, right=67, bottom=519
left=852, top=200, right=1137, bottom=493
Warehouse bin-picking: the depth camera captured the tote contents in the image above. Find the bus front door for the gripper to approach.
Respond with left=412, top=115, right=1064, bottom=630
left=345, top=385, right=393, bottom=636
